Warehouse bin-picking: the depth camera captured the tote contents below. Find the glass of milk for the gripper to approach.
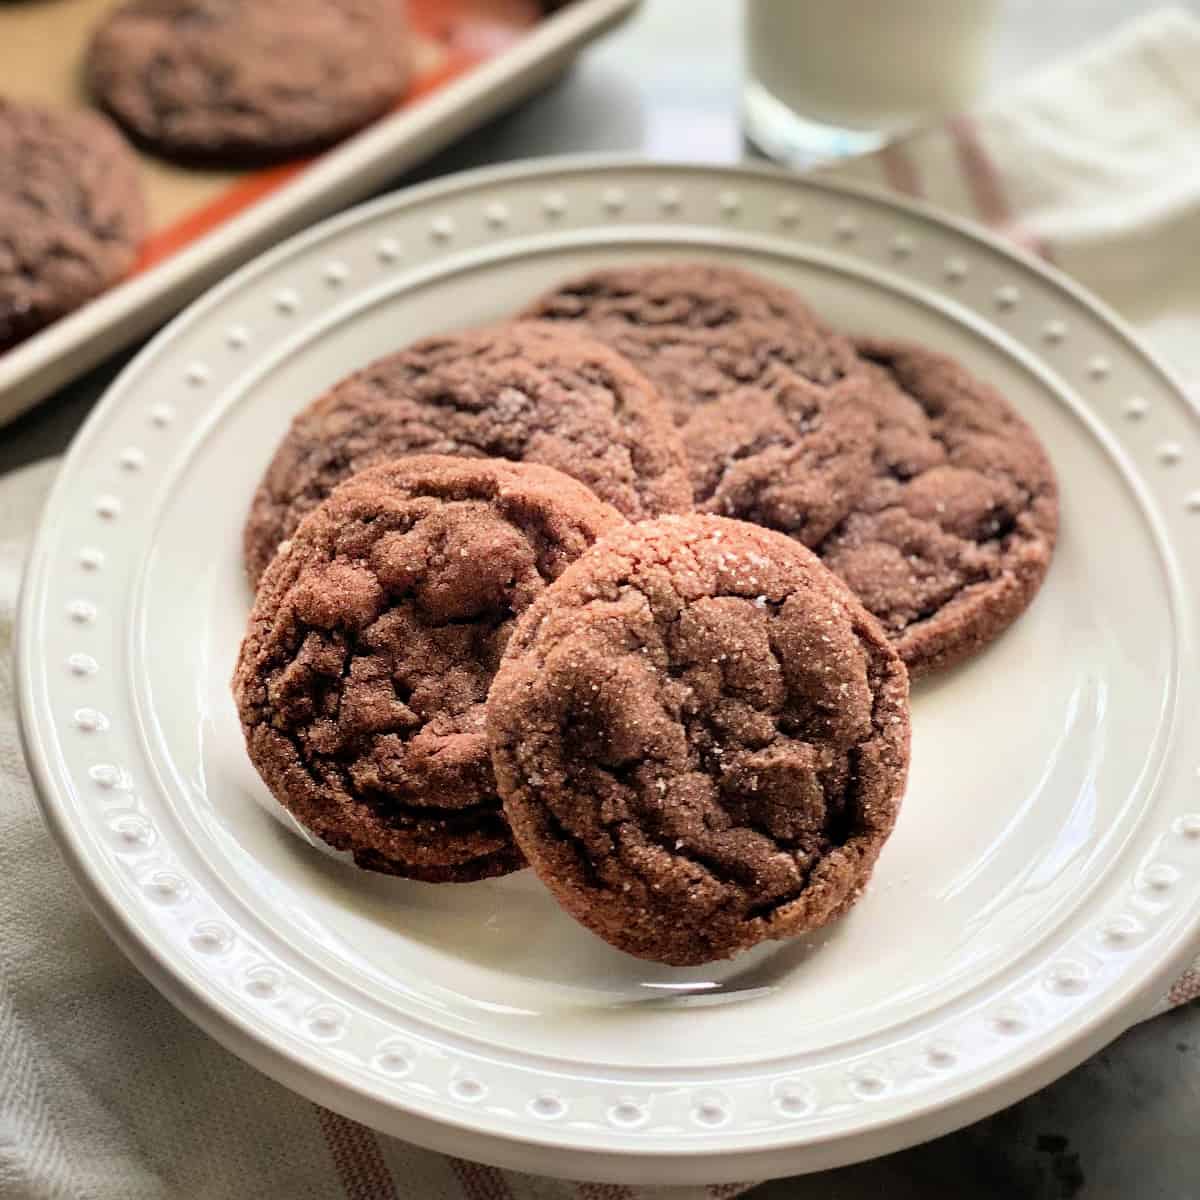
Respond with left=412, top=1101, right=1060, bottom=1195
left=744, top=0, right=999, bottom=163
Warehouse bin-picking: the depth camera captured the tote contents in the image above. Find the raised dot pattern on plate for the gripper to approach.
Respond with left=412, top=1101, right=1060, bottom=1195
left=529, top=1093, right=565, bottom=1119
left=608, top=1099, right=648, bottom=1126
left=692, top=1095, right=730, bottom=1126
left=925, top=1043, right=957, bottom=1069
left=1046, top=962, right=1089, bottom=995
left=850, top=1069, right=888, bottom=1097
left=74, top=707, right=108, bottom=732
left=307, top=1006, right=345, bottom=1039
left=68, top=599, right=96, bottom=623
left=375, top=1042, right=415, bottom=1076
left=323, top=262, right=349, bottom=287
left=772, top=1082, right=811, bottom=1116
left=190, top=922, right=232, bottom=954
left=1140, top=863, right=1180, bottom=893
left=991, top=1007, right=1026, bottom=1035
left=777, top=201, right=800, bottom=227
left=994, top=284, right=1020, bottom=310
left=111, top=814, right=154, bottom=849
left=89, top=762, right=127, bottom=789
left=145, top=872, right=186, bottom=903
left=1174, top=814, right=1200, bottom=839
left=246, top=967, right=283, bottom=999
left=1101, top=915, right=1142, bottom=947
left=451, top=1076, right=486, bottom=1102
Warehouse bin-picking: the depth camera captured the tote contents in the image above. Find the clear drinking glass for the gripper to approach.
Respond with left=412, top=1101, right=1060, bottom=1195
left=743, top=0, right=1000, bottom=164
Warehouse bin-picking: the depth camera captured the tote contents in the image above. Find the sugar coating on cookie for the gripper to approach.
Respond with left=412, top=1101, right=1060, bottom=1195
left=488, top=514, right=910, bottom=963
left=233, top=456, right=625, bottom=882
left=687, top=337, right=1058, bottom=675
left=685, top=370, right=878, bottom=548
left=243, top=321, right=691, bottom=583
left=87, top=0, right=412, bottom=162
left=0, top=99, right=145, bottom=351
left=523, top=262, right=859, bottom=424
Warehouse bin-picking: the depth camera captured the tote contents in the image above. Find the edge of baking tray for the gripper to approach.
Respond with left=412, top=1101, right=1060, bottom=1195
left=0, top=0, right=640, bottom=428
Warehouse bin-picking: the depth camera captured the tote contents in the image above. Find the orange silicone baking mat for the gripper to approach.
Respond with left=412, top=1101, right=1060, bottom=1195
left=1, top=0, right=545, bottom=273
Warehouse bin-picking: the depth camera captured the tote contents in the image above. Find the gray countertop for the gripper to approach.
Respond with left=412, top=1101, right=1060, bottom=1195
left=5, top=3, right=1198, bottom=1196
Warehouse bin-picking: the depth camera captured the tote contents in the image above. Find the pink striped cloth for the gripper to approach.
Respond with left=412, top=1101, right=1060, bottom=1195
left=2, top=9, right=1198, bottom=1200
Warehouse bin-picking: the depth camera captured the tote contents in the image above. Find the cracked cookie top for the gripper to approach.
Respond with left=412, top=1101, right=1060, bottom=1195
left=487, top=514, right=910, bottom=963
left=243, top=321, right=691, bottom=584
left=233, top=455, right=625, bottom=883
left=86, top=0, right=412, bottom=162
left=523, top=262, right=860, bottom=425
left=0, top=99, right=145, bottom=352
left=684, top=338, right=1059, bottom=676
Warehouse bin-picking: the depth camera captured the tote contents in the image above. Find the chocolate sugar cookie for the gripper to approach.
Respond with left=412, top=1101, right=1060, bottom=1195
left=233, top=456, right=624, bottom=882
left=244, top=321, right=690, bottom=584
left=86, top=0, right=412, bottom=163
left=488, top=514, right=910, bottom=964
left=523, top=262, right=859, bottom=424
left=1, top=99, right=144, bottom=352
left=685, top=339, right=1058, bottom=676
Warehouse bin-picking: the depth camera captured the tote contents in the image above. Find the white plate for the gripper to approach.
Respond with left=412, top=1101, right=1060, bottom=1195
left=16, top=158, right=1200, bottom=1185
left=0, top=0, right=638, bottom=429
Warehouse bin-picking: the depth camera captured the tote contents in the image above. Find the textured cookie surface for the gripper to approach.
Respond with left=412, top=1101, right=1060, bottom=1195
left=87, top=0, right=411, bottom=162
left=0, top=99, right=145, bottom=352
left=685, top=339, right=1059, bottom=675
left=488, top=514, right=910, bottom=963
left=233, top=456, right=624, bottom=882
left=523, top=262, right=859, bottom=424
left=244, top=321, right=690, bottom=583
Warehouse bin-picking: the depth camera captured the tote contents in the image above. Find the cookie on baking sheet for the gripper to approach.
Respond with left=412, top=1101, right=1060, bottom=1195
left=86, top=0, right=412, bottom=163
left=488, top=514, right=910, bottom=964
left=523, top=261, right=860, bottom=424
left=0, top=99, right=144, bottom=352
left=243, top=321, right=691, bottom=584
left=684, top=338, right=1059, bottom=676
left=233, top=455, right=624, bottom=882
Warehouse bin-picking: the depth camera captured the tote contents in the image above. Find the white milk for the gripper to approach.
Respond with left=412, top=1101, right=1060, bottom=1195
left=744, top=0, right=998, bottom=158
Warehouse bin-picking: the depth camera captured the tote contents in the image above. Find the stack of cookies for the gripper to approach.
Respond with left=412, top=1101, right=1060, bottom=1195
left=233, top=262, right=1058, bottom=966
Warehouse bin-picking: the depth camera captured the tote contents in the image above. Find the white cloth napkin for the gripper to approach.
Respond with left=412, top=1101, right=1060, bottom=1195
left=825, top=4, right=1200, bottom=402
left=3, top=9, right=1199, bottom=1197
